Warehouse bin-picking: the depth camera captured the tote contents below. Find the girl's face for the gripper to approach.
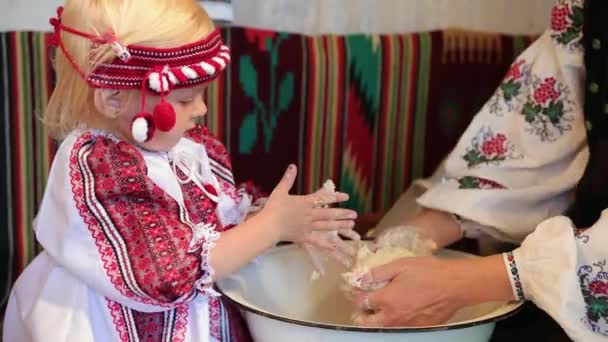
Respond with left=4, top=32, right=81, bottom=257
left=114, top=84, right=209, bottom=151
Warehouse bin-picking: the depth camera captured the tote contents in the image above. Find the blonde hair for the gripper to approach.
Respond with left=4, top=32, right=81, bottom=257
left=45, top=0, right=215, bottom=139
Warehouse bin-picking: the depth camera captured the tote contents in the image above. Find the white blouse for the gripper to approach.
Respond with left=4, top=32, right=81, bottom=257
left=3, top=126, right=257, bottom=342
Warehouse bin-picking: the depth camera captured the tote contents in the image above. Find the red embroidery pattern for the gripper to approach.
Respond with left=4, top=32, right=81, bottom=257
left=521, top=75, right=575, bottom=142
left=183, top=128, right=254, bottom=341
left=133, top=311, right=165, bottom=341
left=73, top=132, right=251, bottom=340
left=107, top=298, right=189, bottom=342
left=550, top=0, right=584, bottom=50
left=175, top=166, right=220, bottom=234
left=173, top=304, right=189, bottom=342
left=505, top=252, right=524, bottom=301
left=224, top=299, right=254, bottom=342
left=209, top=297, right=223, bottom=341
left=578, top=260, right=608, bottom=335
left=488, top=59, right=531, bottom=115
left=107, top=299, right=133, bottom=341
left=70, top=133, right=202, bottom=305
left=238, top=180, right=268, bottom=204
left=462, top=127, right=521, bottom=167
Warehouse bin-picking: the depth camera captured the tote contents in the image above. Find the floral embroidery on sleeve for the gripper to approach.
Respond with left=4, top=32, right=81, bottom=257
left=550, top=0, right=584, bottom=51
left=462, top=127, right=521, bottom=167
left=578, top=260, right=608, bottom=336
left=521, top=76, right=575, bottom=141
left=504, top=252, right=525, bottom=301
left=457, top=176, right=506, bottom=190
left=575, top=227, right=591, bottom=244
left=489, top=59, right=531, bottom=115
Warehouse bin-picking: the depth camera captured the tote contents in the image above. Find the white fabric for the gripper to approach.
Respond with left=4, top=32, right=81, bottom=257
left=2, top=129, right=248, bottom=342
left=233, top=0, right=554, bottom=35
left=170, top=141, right=252, bottom=227
left=511, top=212, right=608, bottom=340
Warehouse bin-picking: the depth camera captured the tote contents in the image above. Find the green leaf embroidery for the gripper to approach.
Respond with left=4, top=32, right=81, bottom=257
left=501, top=81, right=521, bottom=101
left=522, top=102, right=541, bottom=123
left=239, top=56, right=258, bottom=99
left=543, top=101, right=564, bottom=124
left=463, top=150, right=484, bottom=167
left=559, top=27, right=581, bottom=45
left=458, top=176, right=479, bottom=189
left=588, top=296, right=608, bottom=323
left=570, top=6, right=584, bottom=28
left=239, top=112, right=258, bottom=154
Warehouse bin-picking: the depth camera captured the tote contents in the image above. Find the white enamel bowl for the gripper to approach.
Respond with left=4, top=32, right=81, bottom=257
left=217, top=244, right=522, bottom=342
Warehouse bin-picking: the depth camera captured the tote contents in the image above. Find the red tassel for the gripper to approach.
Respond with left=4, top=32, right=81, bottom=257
left=153, top=101, right=176, bottom=132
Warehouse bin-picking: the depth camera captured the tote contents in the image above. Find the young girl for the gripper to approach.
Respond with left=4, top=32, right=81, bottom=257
left=3, top=1, right=358, bottom=341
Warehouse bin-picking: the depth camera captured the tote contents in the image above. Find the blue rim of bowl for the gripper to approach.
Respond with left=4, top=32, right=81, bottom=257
left=217, top=282, right=523, bottom=332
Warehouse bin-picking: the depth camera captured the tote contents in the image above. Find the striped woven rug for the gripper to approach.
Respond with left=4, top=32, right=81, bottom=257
left=1, top=32, right=55, bottom=312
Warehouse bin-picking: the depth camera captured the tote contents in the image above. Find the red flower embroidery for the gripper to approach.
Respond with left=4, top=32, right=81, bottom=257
left=245, top=29, right=277, bottom=51
left=589, top=280, right=608, bottom=295
left=505, top=60, right=525, bottom=80
left=100, top=177, right=116, bottom=191
left=481, top=134, right=507, bottom=157
left=551, top=5, right=571, bottom=32
left=462, top=128, right=517, bottom=167
left=533, top=77, right=559, bottom=104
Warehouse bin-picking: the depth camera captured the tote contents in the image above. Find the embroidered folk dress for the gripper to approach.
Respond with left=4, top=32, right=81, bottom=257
left=3, top=125, right=258, bottom=342
left=414, top=0, right=608, bottom=339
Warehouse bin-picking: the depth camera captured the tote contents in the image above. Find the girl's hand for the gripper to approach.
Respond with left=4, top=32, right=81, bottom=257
left=260, top=165, right=357, bottom=243
left=299, top=182, right=360, bottom=274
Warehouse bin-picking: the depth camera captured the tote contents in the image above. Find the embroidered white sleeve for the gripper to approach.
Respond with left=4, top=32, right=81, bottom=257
left=416, top=29, right=588, bottom=243
left=510, top=211, right=608, bottom=340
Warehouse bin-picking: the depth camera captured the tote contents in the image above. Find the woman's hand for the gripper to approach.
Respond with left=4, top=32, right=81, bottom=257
left=349, top=254, right=516, bottom=327
left=350, top=256, right=465, bottom=326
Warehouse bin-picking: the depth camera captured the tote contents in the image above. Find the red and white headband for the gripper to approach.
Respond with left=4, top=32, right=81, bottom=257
left=49, top=6, right=231, bottom=143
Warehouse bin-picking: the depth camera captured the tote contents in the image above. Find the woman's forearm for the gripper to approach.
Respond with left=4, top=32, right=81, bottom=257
left=452, top=254, right=517, bottom=306
left=406, top=208, right=463, bottom=248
